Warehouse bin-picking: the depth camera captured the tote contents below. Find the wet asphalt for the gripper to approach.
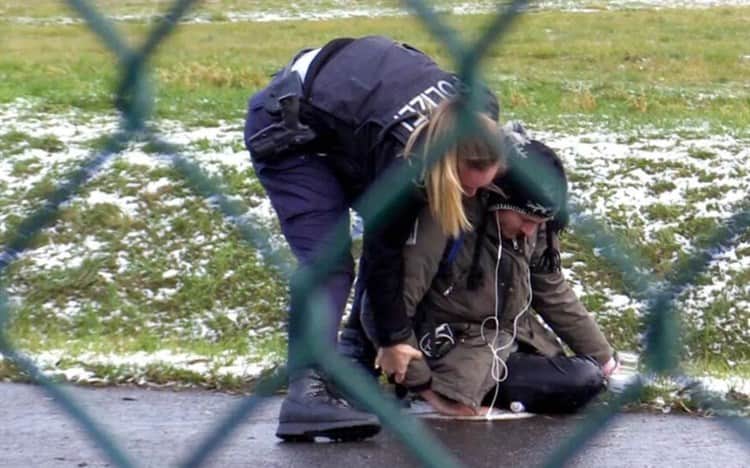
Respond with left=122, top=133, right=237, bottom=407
left=1, top=382, right=748, bottom=468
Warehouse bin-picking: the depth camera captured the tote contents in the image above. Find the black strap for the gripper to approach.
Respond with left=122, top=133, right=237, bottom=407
left=302, top=37, right=356, bottom=99
left=539, top=222, right=562, bottom=273
left=438, top=234, right=464, bottom=276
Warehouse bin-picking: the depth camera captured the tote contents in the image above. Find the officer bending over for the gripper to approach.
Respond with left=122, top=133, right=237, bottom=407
left=244, top=36, right=508, bottom=440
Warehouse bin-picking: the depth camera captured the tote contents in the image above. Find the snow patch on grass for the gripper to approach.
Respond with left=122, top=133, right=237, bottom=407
left=4, top=1, right=749, bottom=25
left=27, top=348, right=281, bottom=383
left=1, top=99, right=747, bottom=396
left=529, top=124, right=749, bottom=322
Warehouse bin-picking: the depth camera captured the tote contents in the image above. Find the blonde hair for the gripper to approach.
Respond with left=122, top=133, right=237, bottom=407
left=404, top=100, right=505, bottom=237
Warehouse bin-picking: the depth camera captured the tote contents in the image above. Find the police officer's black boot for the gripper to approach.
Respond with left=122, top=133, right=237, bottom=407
left=276, top=369, right=381, bottom=442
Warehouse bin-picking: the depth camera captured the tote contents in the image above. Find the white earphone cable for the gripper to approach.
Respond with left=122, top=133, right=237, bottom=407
left=482, top=212, right=532, bottom=418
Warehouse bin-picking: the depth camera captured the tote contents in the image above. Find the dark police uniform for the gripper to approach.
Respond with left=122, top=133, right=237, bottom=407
left=244, top=36, right=499, bottom=368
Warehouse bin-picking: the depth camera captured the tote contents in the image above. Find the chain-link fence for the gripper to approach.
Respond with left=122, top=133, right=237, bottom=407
left=1, top=1, right=748, bottom=467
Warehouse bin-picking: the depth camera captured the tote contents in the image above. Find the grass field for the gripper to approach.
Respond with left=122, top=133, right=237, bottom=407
left=0, top=1, right=749, bottom=411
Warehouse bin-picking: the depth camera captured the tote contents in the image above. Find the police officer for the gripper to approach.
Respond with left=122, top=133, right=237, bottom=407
left=244, top=35, right=506, bottom=441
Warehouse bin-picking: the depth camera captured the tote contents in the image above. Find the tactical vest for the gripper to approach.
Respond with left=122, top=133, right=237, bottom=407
left=300, top=36, right=498, bottom=184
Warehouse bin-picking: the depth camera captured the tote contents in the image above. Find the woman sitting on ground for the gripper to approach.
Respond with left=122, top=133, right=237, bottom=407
left=352, top=129, right=618, bottom=415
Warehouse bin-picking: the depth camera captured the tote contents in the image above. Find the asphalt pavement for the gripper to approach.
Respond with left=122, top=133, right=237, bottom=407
left=1, top=382, right=748, bottom=467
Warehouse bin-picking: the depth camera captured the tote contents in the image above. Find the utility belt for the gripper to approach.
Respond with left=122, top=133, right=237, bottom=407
left=246, top=38, right=354, bottom=162
left=245, top=66, right=317, bottom=162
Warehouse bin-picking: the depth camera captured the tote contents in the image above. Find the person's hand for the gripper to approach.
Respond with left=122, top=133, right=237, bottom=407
left=375, top=343, right=423, bottom=384
left=602, top=356, right=619, bottom=378
left=419, top=389, right=478, bottom=417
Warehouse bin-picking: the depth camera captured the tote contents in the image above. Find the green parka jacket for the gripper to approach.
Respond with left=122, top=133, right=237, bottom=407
left=396, top=195, right=614, bottom=409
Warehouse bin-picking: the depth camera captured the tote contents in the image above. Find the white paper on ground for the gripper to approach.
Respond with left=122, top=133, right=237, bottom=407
left=405, top=400, right=535, bottom=420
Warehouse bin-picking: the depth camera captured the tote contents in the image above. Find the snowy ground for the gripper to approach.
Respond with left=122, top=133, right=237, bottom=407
left=0, top=99, right=279, bottom=252
left=3, top=1, right=750, bottom=25
left=0, top=95, right=748, bottom=403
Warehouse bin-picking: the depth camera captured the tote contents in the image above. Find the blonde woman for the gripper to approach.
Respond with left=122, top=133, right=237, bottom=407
left=244, top=36, right=506, bottom=442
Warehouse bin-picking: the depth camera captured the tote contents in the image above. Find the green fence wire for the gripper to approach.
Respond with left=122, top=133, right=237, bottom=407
left=0, top=1, right=748, bottom=467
